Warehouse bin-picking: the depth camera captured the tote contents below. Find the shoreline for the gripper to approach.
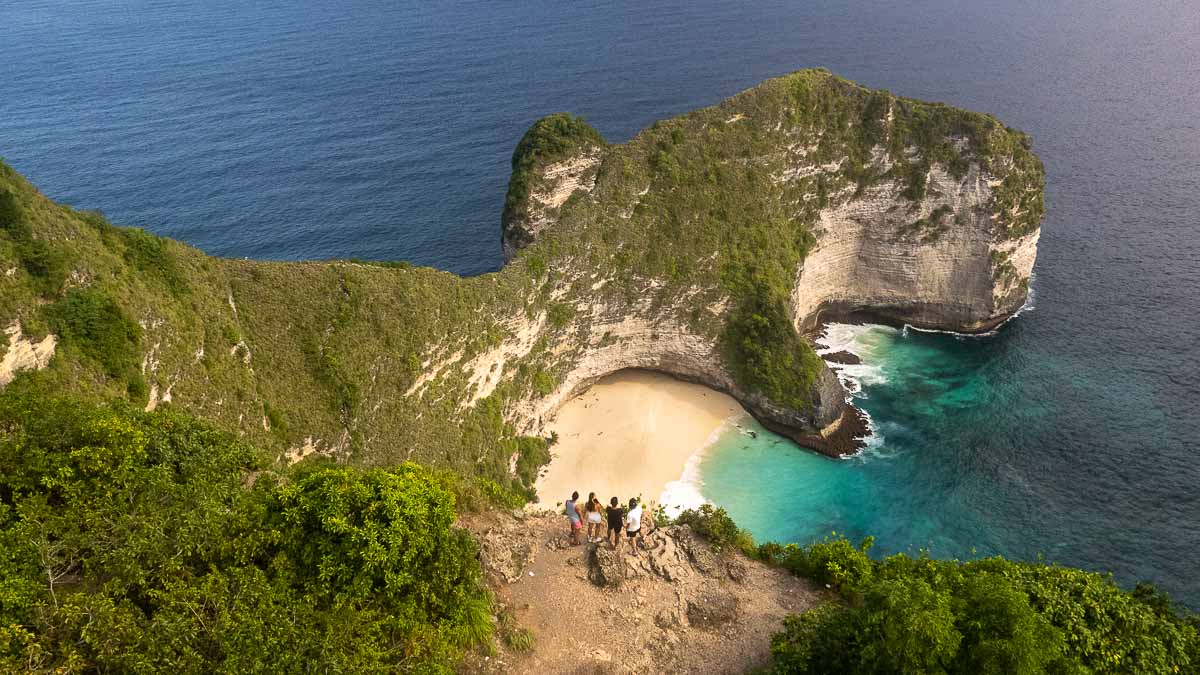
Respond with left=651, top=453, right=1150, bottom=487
left=533, top=370, right=742, bottom=513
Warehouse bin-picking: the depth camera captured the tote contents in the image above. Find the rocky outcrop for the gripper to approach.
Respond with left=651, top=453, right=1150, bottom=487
left=467, top=513, right=823, bottom=674
left=0, top=321, right=56, bottom=387
left=491, top=72, right=1043, bottom=457
left=0, top=69, right=1042, bottom=472
left=791, top=164, right=1039, bottom=333
left=501, top=148, right=602, bottom=261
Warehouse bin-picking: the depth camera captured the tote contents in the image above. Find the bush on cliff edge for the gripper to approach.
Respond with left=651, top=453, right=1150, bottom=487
left=0, top=393, right=491, bottom=673
left=762, top=535, right=1199, bottom=674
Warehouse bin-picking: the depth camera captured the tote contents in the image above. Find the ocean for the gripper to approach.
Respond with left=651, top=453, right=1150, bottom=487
left=3, top=0, right=1198, bottom=607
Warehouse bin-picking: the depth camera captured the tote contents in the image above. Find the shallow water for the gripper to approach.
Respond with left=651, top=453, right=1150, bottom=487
left=3, top=0, right=1198, bottom=606
left=699, top=322, right=1199, bottom=608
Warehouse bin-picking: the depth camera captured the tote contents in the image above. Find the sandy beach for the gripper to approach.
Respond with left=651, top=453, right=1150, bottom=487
left=534, top=369, right=744, bottom=512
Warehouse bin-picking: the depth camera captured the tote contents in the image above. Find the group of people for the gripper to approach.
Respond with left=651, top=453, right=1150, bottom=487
left=563, top=491, right=645, bottom=554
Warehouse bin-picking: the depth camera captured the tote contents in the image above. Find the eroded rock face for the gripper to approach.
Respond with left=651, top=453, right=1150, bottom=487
left=0, top=70, right=1042, bottom=471
left=0, top=321, right=56, bottom=387
left=494, top=72, right=1042, bottom=456
left=590, top=544, right=625, bottom=588
left=480, top=523, right=539, bottom=584
left=792, top=164, right=1038, bottom=333
left=502, top=148, right=603, bottom=262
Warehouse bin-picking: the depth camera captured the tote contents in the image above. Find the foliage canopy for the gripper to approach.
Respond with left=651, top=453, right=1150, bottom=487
left=0, top=393, right=492, bottom=673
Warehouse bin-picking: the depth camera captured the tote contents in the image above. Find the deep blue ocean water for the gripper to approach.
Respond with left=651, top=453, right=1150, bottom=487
left=3, top=1, right=1198, bottom=606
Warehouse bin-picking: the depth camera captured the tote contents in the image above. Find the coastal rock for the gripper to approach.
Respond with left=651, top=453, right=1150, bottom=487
left=673, top=525, right=720, bottom=577
left=0, top=70, right=1041, bottom=468
left=0, top=321, right=57, bottom=387
left=686, top=592, right=740, bottom=628
left=726, top=558, right=748, bottom=583
left=479, top=525, right=537, bottom=584
left=590, top=545, right=624, bottom=587
left=791, top=162, right=1039, bottom=334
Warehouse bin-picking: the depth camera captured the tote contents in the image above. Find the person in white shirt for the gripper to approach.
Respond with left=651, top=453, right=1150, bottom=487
left=624, top=497, right=644, bottom=555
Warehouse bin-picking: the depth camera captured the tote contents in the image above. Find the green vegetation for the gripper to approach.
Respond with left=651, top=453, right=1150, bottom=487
left=497, top=609, right=535, bottom=653
left=41, top=288, right=143, bottom=388
left=759, top=536, right=1199, bottom=674
left=0, top=393, right=494, bottom=673
left=675, top=503, right=756, bottom=555
left=901, top=204, right=955, bottom=242
left=502, top=112, right=607, bottom=249
left=0, top=71, right=1044, bottom=486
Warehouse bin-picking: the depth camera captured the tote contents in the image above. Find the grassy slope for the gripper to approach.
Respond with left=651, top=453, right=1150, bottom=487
left=0, top=70, right=1044, bottom=490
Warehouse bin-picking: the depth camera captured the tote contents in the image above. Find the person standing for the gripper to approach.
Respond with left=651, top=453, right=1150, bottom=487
left=605, top=497, right=624, bottom=549
left=585, top=492, right=604, bottom=543
left=565, top=491, right=583, bottom=545
left=624, top=497, right=644, bottom=555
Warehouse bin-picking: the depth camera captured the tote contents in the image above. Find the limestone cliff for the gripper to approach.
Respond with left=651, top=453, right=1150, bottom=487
left=0, top=69, right=1042, bottom=490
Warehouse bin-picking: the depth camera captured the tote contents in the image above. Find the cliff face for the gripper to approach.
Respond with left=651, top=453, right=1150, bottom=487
left=0, top=69, right=1043, bottom=489
left=792, top=164, right=1040, bottom=333
left=498, top=71, right=1043, bottom=452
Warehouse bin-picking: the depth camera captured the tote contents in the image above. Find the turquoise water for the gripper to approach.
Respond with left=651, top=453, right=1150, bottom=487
left=5, top=0, right=1198, bottom=608
left=698, top=322, right=1199, bottom=608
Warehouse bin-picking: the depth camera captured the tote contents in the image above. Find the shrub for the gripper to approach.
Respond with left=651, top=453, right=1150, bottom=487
left=119, top=227, right=189, bottom=296
left=16, top=238, right=69, bottom=296
left=502, top=112, right=605, bottom=234
left=0, top=188, right=27, bottom=238
left=547, top=302, right=574, bottom=329
left=764, top=533, right=875, bottom=592
left=675, top=503, right=754, bottom=554
left=41, top=288, right=141, bottom=381
left=766, top=535, right=1198, bottom=674
left=0, top=393, right=494, bottom=673
left=497, top=610, right=535, bottom=653
left=722, top=278, right=824, bottom=411
left=512, top=435, right=550, bottom=491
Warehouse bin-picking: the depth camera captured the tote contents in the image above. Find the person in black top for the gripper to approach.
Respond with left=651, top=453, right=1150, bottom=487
left=604, top=496, right=624, bottom=549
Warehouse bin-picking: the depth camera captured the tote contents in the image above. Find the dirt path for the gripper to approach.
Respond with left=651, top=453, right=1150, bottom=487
left=461, top=514, right=823, bottom=674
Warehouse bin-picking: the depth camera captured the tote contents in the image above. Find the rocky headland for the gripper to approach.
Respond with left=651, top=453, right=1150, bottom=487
left=0, top=69, right=1043, bottom=489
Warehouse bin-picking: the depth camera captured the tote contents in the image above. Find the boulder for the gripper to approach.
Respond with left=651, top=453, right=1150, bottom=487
left=672, top=525, right=720, bottom=576
left=645, top=531, right=690, bottom=581
left=479, top=525, right=537, bottom=583
left=726, top=558, right=748, bottom=583
left=590, top=545, right=624, bottom=587
left=686, top=591, right=739, bottom=628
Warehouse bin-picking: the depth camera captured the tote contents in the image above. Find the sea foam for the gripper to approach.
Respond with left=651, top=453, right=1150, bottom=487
left=657, top=414, right=745, bottom=517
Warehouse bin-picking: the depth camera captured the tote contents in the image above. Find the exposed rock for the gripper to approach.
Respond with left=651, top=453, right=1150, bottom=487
left=726, top=558, right=748, bottom=583
left=0, top=70, right=1042, bottom=471
left=655, top=608, right=683, bottom=630
left=687, top=592, right=740, bottom=628
left=480, top=525, right=537, bottom=584
left=0, top=321, right=56, bottom=387
left=642, top=528, right=691, bottom=582
left=545, top=535, right=572, bottom=551
left=673, top=525, right=720, bottom=577
left=821, top=350, right=862, bottom=365
left=589, top=545, right=624, bottom=587
left=790, top=163, right=1039, bottom=334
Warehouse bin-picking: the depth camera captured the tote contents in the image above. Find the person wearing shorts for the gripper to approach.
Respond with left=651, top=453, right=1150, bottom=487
left=585, top=492, right=604, bottom=543
left=605, top=496, right=624, bottom=549
left=624, top=497, right=644, bottom=555
left=564, top=491, right=583, bottom=545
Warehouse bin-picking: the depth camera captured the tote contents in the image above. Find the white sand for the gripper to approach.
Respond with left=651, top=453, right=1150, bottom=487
left=534, top=369, right=743, bottom=512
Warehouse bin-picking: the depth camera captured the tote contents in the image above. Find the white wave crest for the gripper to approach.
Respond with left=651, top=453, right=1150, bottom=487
left=904, top=275, right=1037, bottom=339
left=657, top=414, right=744, bottom=518
left=815, top=323, right=894, bottom=395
